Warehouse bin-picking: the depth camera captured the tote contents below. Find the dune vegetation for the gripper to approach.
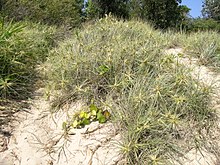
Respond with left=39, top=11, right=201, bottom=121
left=41, top=16, right=219, bottom=164
left=1, top=0, right=220, bottom=164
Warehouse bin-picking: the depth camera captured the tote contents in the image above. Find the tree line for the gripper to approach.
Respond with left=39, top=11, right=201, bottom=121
left=0, top=0, right=219, bottom=31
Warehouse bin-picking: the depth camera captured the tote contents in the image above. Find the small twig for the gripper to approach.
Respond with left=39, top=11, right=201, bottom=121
left=88, top=144, right=102, bottom=165
left=82, top=125, right=104, bottom=134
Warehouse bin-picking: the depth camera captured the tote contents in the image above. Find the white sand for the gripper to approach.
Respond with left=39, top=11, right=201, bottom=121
left=0, top=89, right=122, bottom=165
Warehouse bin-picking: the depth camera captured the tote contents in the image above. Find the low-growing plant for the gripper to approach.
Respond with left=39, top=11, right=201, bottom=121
left=108, top=66, right=214, bottom=164
left=167, top=28, right=220, bottom=70
left=181, top=31, right=220, bottom=69
left=44, top=16, right=217, bottom=164
left=187, top=18, right=220, bottom=32
left=0, top=19, right=56, bottom=99
left=62, top=103, right=111, bottom=133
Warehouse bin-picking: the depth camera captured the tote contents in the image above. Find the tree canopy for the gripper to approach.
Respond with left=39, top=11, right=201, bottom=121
left=129, top=0, right=187, bottom=29
left=86, top=0, right=129, bottom=19
left=202, top=0, right=220, bottom=21
left=86, top=0, right=190, bottom=29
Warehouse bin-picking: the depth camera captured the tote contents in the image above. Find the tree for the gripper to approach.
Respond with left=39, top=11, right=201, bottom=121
left=85, top=0, right=100, bottom=19
left=202, top=0, right=220, bottom=21
left=0, top=0, right=3, bottom=11
left=129, top=0, right=142, bottom=19
left=129, top=0, right=186, bottom=29
left=86, top=0, right=129, bottom=19
left=85, top=0, right=190, bottom=29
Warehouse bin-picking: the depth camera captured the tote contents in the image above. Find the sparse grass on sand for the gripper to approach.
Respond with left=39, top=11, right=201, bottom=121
left=168, top=30, right=220, bottom=70
left=0, top=20, right=58, bottom=142
left=44, top=16, right=219, bottom=164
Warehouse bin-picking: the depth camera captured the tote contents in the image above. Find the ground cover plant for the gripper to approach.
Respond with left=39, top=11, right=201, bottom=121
left=0, top=19, right=58, bottom=143
left=166, top=30, right=220, bottom=70
left=44, top=16, right=218, bottom=164
left=0, top=1, right=220, bottom=164
left=0, top=19, right=56, bottom=99
left=182, top=32, right=220, bottom=69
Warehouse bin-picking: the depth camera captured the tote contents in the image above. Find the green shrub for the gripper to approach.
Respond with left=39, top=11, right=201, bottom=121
left=1, top=0, right=84, bottom=27
left=187, top=18, right=220, bottom=32
left=0, top=19, right=56, bottom=99
left=44, top=17, right=216, bottom=164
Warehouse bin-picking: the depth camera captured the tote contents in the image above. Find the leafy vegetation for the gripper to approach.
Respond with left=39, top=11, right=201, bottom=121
left=1, top=0, right=219, bottom=32
left=0, top=19, right=56, bottom=99
left=1, top=0, right=191, bottom=30
left=1, top=0, right=84, bottom=27
left=186, top=18, right=220, bottom=32
left=44, top=16, right=218, bottom=164
left=86, top=0, right=190, bottom=29
left=62, top=103, right=111, bottom=133
left=202, top=0, right=220, bottom=21
left=0, top=0, right=220, bottom=164
left=86, top=0, right=129, bottom=19
left=171, top=30, right=220, bottom=68
left=129, top=0, right=189, bottom=29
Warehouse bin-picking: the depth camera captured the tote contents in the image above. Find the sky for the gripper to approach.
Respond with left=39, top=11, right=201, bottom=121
left=181, top=0, right=204, bottom=18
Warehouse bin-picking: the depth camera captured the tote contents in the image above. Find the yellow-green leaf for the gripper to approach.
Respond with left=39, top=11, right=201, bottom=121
left=71, top=120, right=78, bottom=128
left=82, top=118, right=90, bottom=125
left=80, top=111, right=86, bottom=118
left=90, top=104, right=98, bottom=112
left=98, top=115, right=106, bottom=123
left=97, top=111, right=106, bottom=123
left=91, top=109, right=97, bottom=116
left=62, top=122, right=67, bottom=130
left=84, top=112, right=91, bottom=119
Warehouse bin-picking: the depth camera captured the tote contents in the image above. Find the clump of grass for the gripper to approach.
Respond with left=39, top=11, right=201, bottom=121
left=168, top=30, right=220, bottom=69
left=44, top=16, right=216, bottom=164
left=44, top=17, right=166, bottom=102
left=0, top=19, right=56, bottom=99
left=108, top=66, right=214, bottom=164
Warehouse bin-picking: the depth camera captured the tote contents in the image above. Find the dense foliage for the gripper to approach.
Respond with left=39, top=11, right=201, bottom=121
left=1, top=0, right=219, bottom=31
left=0, top=1, right=220, bottom=164
left=187, top=18, right=220, bottom=32
left=202, top=0, right=220, bottom=21
left=0, top=0, right=191, bottom=29
left=86, top=0, right=190, bottom=29
left=0, top=20, right=56, bottom=99
left=86, top=0, right=129, bottom=19
left=1, top=0, right=84, bottom=27
left=129, top=0, right=188, bottom=29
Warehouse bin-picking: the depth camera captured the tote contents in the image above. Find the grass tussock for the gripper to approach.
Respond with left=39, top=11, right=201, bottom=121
left=44, top=16, right=218, bottom=164
left=0, top=20, right=56, bottom=99
left=168, top=30, right=220, bottom=69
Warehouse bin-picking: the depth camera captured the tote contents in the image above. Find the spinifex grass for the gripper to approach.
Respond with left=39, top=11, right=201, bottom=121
left=108, top=66, right=214, bottom=164
left=44, top=16, right=217, bottom=164
left=183, top=31, right=220, bottom=69
left=167, top=30, right=220, bottom=70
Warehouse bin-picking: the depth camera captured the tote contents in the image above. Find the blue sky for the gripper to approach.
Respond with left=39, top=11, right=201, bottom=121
left=181, top=0, right=204, bottom=18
